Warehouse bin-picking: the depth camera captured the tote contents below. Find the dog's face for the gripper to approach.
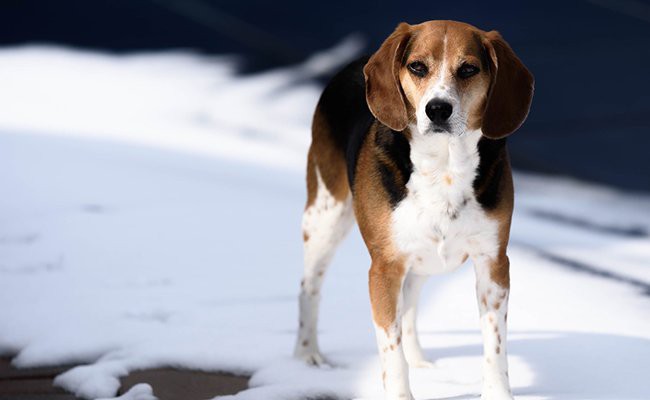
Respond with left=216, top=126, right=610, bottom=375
left=399, top=22, right=493, bottom=136
left=364, top=20, right=534, bottom=139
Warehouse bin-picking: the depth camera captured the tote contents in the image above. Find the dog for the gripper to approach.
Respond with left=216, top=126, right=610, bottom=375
left=294, top=20, right=534, bottom=400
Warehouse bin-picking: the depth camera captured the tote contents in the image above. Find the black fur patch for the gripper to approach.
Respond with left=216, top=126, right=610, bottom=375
left=376, top=161, right=404, bottom=206
left=317, top=56, right=374, bottom=188
left=474, top=137, right=507, bottom=210
left=374, top=128, right=412, bottom=207
left=316, top=56, right=412, bottom=205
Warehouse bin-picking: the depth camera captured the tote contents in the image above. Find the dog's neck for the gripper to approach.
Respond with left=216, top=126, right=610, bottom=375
left=406, top=126, right=482, bottom=177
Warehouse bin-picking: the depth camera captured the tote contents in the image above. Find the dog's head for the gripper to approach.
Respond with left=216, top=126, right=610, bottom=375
left=363, top=20, right=534, bottom=139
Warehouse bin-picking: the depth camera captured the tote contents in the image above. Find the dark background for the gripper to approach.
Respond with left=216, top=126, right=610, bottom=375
left=2, top=0, right=649, bottom=191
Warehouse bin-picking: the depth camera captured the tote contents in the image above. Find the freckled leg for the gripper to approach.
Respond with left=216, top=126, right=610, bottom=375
left=294, top=190, right=353, bottom=366
left=369, top=259, right=414, bottom=400
left=401, top=272, right=434, bottom=368
left=474, top=255, right=513, bottom=400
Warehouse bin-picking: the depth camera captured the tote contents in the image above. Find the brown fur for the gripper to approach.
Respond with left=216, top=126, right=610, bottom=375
left=487, top=157, right=515, bottom=289
left=305, top=106, right=351, bottom=208
left=353, top=124, right=401, bottom=260
left=364, top=23, right=412, bottom=131
left=481, top=31, right=535, bottom=138
left=353, top=124, right=410, bottom=331
left=368, top=257, right=406, bottom=332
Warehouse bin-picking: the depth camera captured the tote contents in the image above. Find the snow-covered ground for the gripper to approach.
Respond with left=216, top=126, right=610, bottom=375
left=0, top=46, right=649, bottom=400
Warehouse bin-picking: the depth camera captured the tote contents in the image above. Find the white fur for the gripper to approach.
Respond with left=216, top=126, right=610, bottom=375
left=475, top=255, right=513, bottom=399
left=392, top=130, right=499, bottom=274
left=294, top=168, right=353, bottom=365
left=374, top=316, right=413, bottom=400
left=380, top=129, right=507, bottom=400
left=401, top=273, right=433, bottom=368
left=415, top=33, right=466, bottom=137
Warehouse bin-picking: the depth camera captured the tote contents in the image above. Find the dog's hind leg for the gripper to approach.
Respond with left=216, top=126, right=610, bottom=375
left=294, top=147, right=353, bottom=366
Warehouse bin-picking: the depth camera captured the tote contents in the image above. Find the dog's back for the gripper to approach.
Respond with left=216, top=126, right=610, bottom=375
left=307, top=56, right=373, bottom=204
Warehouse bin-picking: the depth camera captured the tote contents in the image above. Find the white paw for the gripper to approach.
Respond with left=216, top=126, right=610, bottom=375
left=294, top=351, right=330, bottom=368
left=409, top=358, right=436, bottom=369
left=481, top=388, right=514, bottom=400
left=385, top=392, right=415, bottom=400
left=481, top=395, right=514, bottom=400
left=405, top=354, right=436, bottom=369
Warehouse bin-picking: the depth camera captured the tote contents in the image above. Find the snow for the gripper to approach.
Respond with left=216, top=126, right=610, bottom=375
left=98, top=384, right=157, bottom=400
left=0, top=45, right=649, bottom=400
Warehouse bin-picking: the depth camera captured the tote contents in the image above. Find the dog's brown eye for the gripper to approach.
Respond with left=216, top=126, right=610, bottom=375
left=457, top=63, right=480, bottom=79
left=407, top=61, right=428, bottom=77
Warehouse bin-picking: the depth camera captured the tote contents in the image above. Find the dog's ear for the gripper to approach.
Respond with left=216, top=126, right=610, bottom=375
left=364, top=23, right=412, bottom=131
left=481, top=31, right=534, bottom=139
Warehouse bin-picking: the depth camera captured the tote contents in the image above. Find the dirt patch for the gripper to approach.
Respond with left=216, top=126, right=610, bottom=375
left=0, top=356, right=249, bottom=400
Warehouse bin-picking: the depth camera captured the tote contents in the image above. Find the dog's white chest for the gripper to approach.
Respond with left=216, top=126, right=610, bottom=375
left=391, top=131, right=499, bottom=274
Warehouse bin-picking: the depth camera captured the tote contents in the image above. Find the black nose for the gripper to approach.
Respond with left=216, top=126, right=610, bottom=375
left=425, top=100, right=453, bottom=123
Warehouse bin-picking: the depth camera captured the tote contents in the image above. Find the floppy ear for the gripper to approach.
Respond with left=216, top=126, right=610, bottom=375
left=481, top=31, right=534, bottom=139
left=363, top=23, right=412, bottom=131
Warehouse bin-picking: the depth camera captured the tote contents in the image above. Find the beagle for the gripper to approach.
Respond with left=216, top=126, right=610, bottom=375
left=295, top=20, right=534, bottom=400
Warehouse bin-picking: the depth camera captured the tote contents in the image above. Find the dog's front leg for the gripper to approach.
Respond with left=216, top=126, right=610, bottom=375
left=369, top=258, right=413, bottom=400
left=474, top=254, right=513, bottom=400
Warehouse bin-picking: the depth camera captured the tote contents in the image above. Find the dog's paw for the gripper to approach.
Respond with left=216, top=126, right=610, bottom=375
left=294, top=351, right=331, bottom=368
left=405, top=354, right=436, bottom=369
left=481, top=388, right=514, bottom=400
left=385, top=392, right=415, bottom=400
left=409, top=359, right=436, bottom=369
left=481, top=395, right=514, bottom=400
